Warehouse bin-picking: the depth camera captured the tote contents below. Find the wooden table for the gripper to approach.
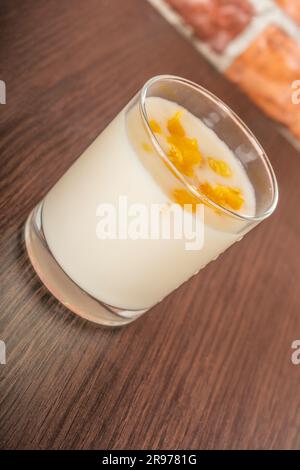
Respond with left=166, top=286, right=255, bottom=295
left=1, top=0, right=300, bottom=450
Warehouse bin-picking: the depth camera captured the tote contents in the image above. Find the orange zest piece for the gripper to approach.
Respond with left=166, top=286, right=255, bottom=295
left=142, top=142, right=152, bottom=153
left=167, top=111, right=185, bottom=137
left=208, top=157, right=232, bottom=178
left=200, top=182, right=244, bottom=211
left=172, top=188, right=201, bottom=213
left=166, top=111, right=203, bottom=177
left=149, top=119, right=162, bottom=134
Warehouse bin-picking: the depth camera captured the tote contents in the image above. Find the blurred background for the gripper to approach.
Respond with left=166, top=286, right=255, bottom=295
left=150, top=0, right=300, bottom=149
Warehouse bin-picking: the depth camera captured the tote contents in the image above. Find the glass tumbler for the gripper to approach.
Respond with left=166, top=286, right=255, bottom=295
left=25, top=75, right=278, bottom=326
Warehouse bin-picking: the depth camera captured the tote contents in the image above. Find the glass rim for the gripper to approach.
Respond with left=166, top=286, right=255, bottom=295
left=139, top=74, right=279, bottom=223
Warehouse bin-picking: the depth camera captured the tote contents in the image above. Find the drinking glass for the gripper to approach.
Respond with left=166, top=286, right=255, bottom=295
left=25, top=75, right=278, bottom=326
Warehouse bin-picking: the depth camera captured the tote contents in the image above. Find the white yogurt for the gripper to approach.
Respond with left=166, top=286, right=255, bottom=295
left=42, top=97, right=255, bottom=310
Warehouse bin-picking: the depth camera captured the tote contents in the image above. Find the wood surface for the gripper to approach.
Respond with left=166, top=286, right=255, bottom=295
left=0, top=0, right=300, bottom=450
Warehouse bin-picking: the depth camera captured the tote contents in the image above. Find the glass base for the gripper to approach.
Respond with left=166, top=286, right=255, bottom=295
left=24, top=202, right=146, bottom=326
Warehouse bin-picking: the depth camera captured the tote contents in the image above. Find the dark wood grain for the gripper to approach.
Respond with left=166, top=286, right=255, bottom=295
left=1, top=0, right=300, bottom=450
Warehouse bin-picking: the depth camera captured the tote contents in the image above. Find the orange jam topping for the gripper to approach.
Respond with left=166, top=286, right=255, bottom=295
left=172, top=184, right=244, bottom=213
left=200, top=182, right=244, bottom=211
left=142, top=142, right=152, bottom=153
left=166, top=112, right=203, bottom=177
left=149, top=119, right=162, bottom=134
left=167, top=111, right=185, bottom=137
left=208, top=157, right=232, bottom=178
left=172, top=188, right=200, bottom=213
left=148, top=110, right=244, bottom=213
